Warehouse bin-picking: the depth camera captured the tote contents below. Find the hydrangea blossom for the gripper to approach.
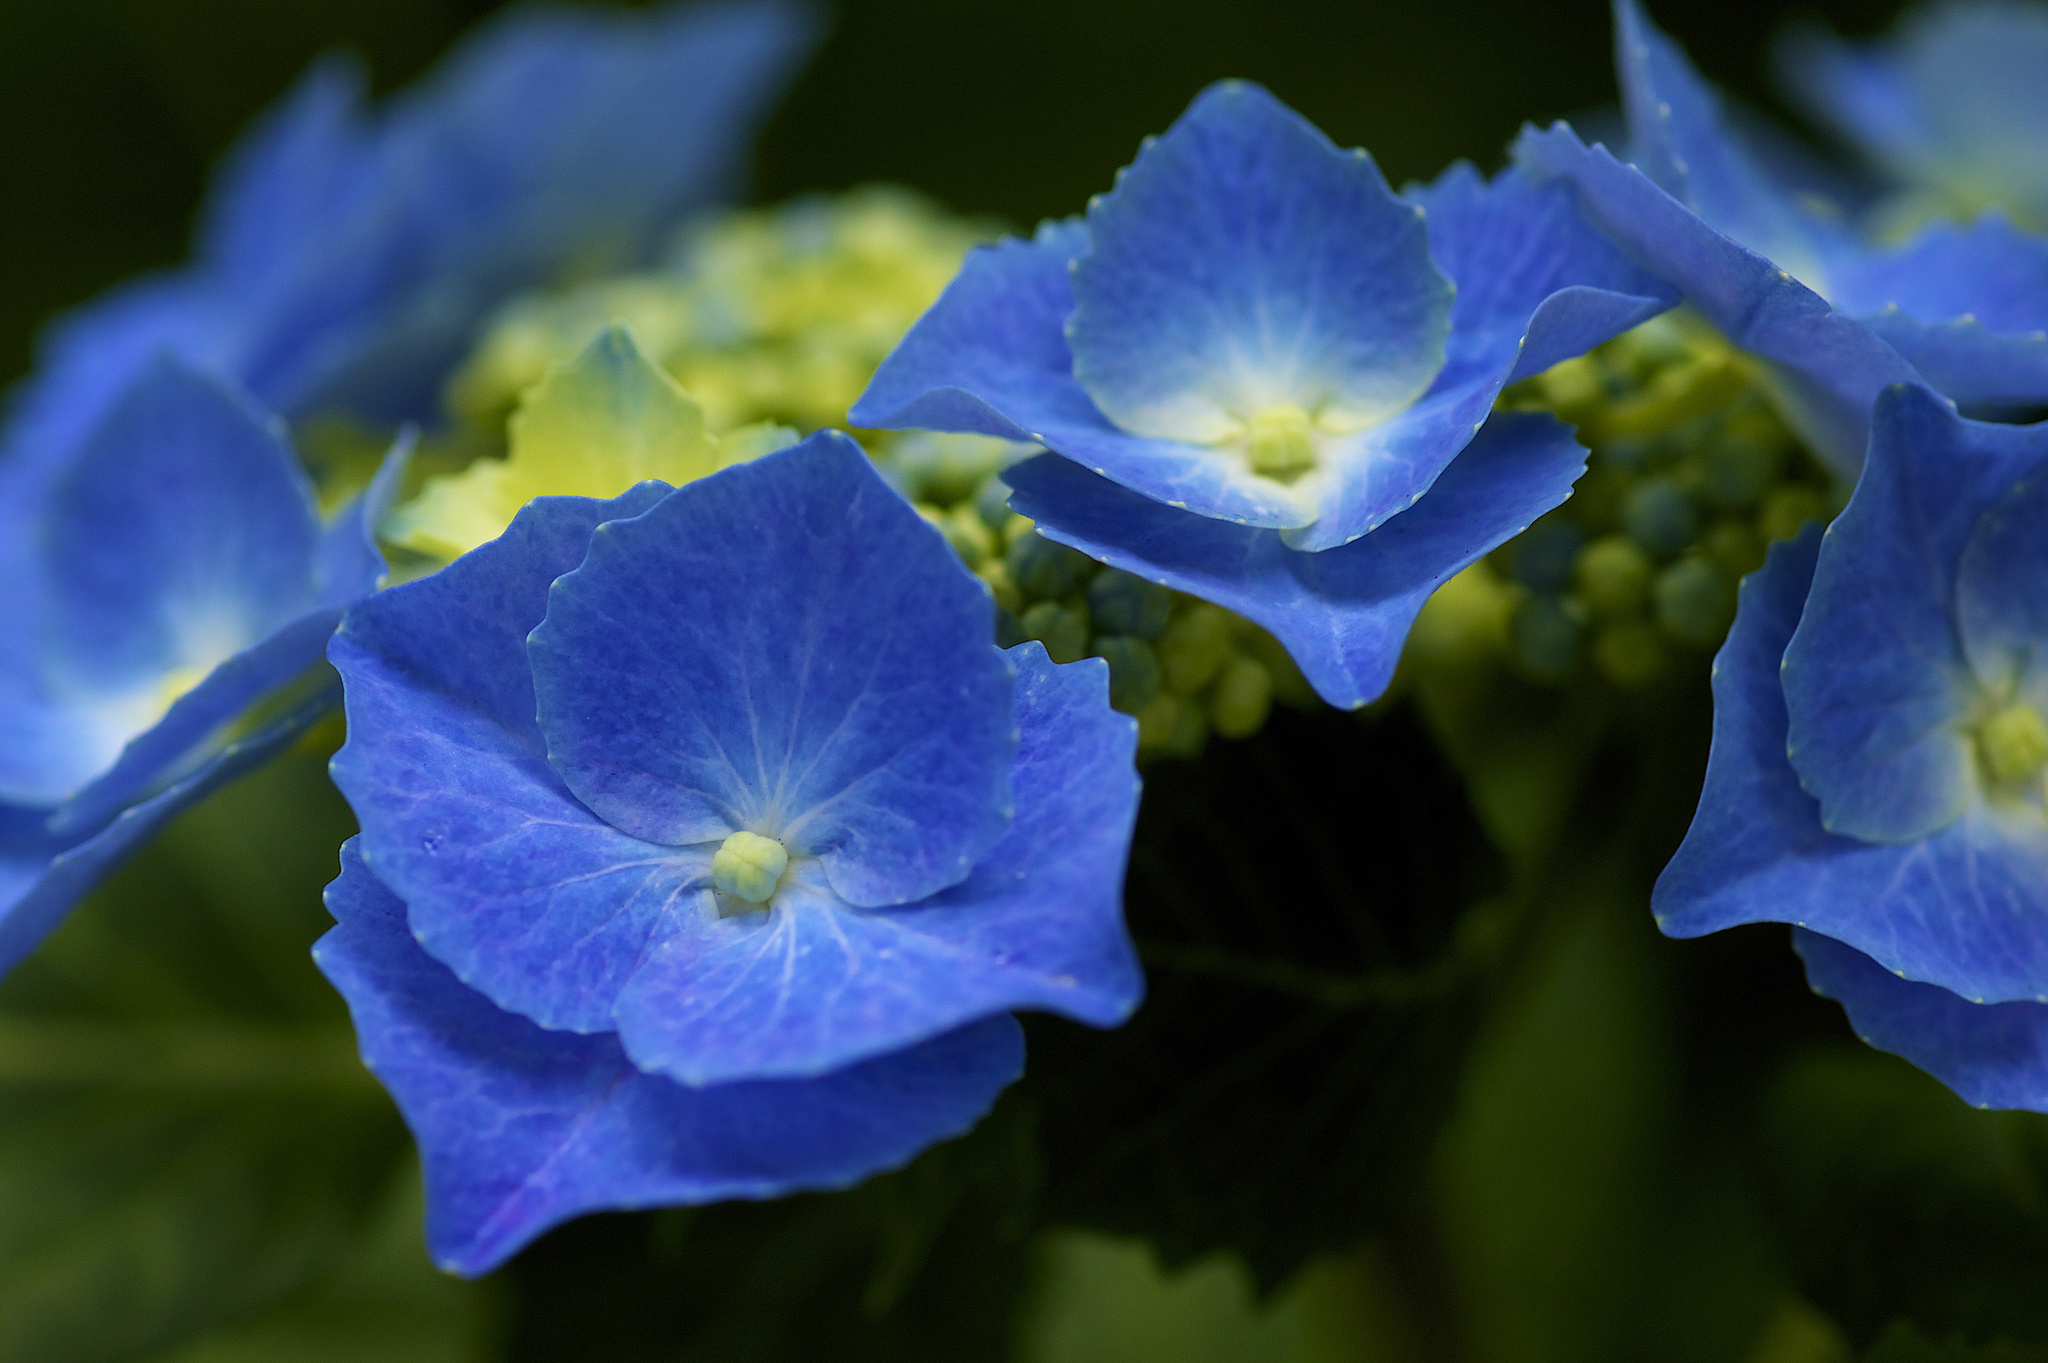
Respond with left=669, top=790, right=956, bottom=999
left=1777, top=0, right=2048, bottom=229
left=320, top=431, right=1143, bottom=1271
left=1655, top=383, right=2048, bottom=1111
left=1516, top=0, right=2048, bottom=475
left=0, top=359, right=403, bottom=974
left=3, top=0, right=814, bottom=482
left=852, top=80, right=1673, bottom=708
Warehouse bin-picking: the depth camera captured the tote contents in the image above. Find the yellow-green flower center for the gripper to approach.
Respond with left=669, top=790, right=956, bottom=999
left=1976, top=701, right=2048, bottom=787
left=1243, top=405, right=1318, bottom=480
left=712, top=831, right=789, bottom=904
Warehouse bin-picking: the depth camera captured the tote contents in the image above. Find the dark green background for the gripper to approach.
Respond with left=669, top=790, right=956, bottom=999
left=0, top=0, right=1906, bottom=389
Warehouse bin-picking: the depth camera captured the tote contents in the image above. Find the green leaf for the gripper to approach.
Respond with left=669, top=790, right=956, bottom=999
left=0, top=749, right=494, bottom=1362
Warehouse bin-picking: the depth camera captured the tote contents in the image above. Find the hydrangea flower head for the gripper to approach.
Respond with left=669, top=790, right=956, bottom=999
left=5, top=0, right=815, bottom=483
left=321, top=431, right=1143, bottom=1270
left=0, top=358, right=403, bottom=973
left=1516, top=0, right=2048, bottom=474
left=1655, top=383, right=2048, bottom=1111
left=1778, top=0, right=2048, bottom=229
left=853, top=80, right=1675, bottom=707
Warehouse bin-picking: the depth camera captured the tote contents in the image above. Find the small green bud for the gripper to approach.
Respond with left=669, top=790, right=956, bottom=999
left=976, top=561, right=1022, bottom=613
left=1701, top=520, right=1767, bottom=579
left=1512, top=595, right=1582, bottom=680
left=1694, top=436, right=1781, bottom=510
left=1209, top=656, right=1274, bottom=739
left=1006, top=530, right=1096, bottom=600
left=1576, top=535, right=1652, bottom=617
left=1623, top=477, right=1701, bottom=557
left=938, top=505, right=996, bottom=567
left=1760, top=486, right=1828, bottom=543
left=1653, top=557, right=1735, bottom=646
left=1976, top=702, right=2048, bottom=786
left=1593, top=620, right=1666, bottom=686
left=712, top=831, right=787, bottom=905
left=972, top=473, right=1014, bottom=529
left=1158, top=604, right=1236, bottom=694
left=1088, top=569, right=1176, bottom=639
left=1512, top=517, right=1584, bottom=594
left=1094, top=635, right=1164, bottom=713
left=1020, top=601, right=1090, bottom=664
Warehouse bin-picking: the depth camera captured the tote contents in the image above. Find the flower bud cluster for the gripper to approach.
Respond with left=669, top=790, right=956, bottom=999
left=1433, top=314, right=1841, bottom=688
left=888, top=456, right=1317, bottom=761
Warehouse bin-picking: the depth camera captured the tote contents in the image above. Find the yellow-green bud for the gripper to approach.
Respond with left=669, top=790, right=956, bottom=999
left=1209, top=656, right=1274, bottom=739
left=1244, top=405, right=1317, bottom=479
left=713, top=831, right=787, bottom=905
left=1977, top=702, right=2048, bottom=786
left=1576, top=535, right=1652, bottom=617
left=1158, top=604, right=1236, bottom=694
left=1760, top=486, right=1828, bottom=543
left=1593, top=621, right=1666, bottom=687
left=1020, top=602, right=1090, bottom=664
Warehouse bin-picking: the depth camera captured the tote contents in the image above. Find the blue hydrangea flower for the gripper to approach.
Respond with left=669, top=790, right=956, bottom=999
left=1655, top=383, right=2048, bottom=1111
left=851, top=80, right=1673, bottom=707
left=1516, top=0, right=2048, bottom=476
left=3, top=0, right=814, bottom=479
left=319, top=431, right=1143, bottom=1272
left=0, top=358, right=403, bottom=974
left=1777, top=0, right=2048, bottom=229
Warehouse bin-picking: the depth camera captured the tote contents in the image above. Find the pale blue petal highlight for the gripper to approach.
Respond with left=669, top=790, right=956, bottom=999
left=610, top=642, right=1142, bottom=1085
left=1006, top=413, right=1587, bottom=710
left=315, top=841, right=1024, bottom=1278
left=530, top=432, right=1015, bottom=907
left=1796, top=929, right=2048, bottom=1113
left=1068, top=81, right=1450, bottom=446
left=1655, top=525, right=2048, bottom=1009
left=1956, top=464, right=2048, bottom=704
left=1782, top=386, right=2040, bottom=842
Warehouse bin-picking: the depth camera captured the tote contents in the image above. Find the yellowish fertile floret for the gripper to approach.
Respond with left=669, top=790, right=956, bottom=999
left=712, top=831, right=789, bottom=905
left=385, top=326, right=792, bottom=561
left=1977, top=701, right=2048, bottom=787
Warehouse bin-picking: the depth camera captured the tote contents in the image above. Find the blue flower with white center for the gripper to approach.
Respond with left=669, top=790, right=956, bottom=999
left=0, top=358, right=404, bottom=975
left=1777, top=0, right=2048, bottom=230
left=320, top=431, right=1143, bottom=1272
left=1516, top=0, right=2048, bottom=477
left=850, top=80, right=1674, bottom=708
left=1655, top=384, right=2048, bottom=1112
left=3, top=0, right=814, bottom=480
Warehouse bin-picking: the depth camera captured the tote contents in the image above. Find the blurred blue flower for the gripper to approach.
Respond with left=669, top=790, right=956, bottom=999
left=1778, top=0, right=2048, bottom=229
left=3, top=0, right=815, bottom=480
left=0, top=359, right=403, bottom=975
left=1517, top=0, right=2048, bottom=476
left=853, top=81, right=1671, bottom=707
left=321, top=432, right=1143, bottom=1272
left=1655, top=384, right=2048, bottom=1112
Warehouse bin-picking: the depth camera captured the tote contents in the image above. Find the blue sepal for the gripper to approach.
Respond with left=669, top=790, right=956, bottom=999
left=314, top=840, right=1024, bottom=1278
left=1006, top=412, right=1587, bottom=709
left=1797, top=929, right=2048, bottom=1113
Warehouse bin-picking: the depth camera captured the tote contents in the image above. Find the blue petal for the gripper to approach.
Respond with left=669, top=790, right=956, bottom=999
left=1613, top=0, right=1848, bottom=288
left=850, top=222, right=1316, bottom=531
left=329, top=483, right=679, bottom=1034
left=1830, top=214, right=2048, bottom=333
left=1406, top=161, right=1677, bottom=387
left=1067, top=80, right=1449, bottom=451
left=0, top=360, right=323, bottom=808
left=1514, top=121, right=1921, bottom=478
left=0, top=680, right=339, bottom=977
left=1782, top=385, right=2040, bottom=842
left=530, top=432, right=1015, bottom=909
left=609, top=642, right=1143, bottom=1086
left=314, top=841, right=1023, bottom=1278
left=1857, top=313, right=2048, bottom=415
left=1955, top=447, right=2048, bottom=702
left=1773, top=21, right=1938, bottom=181
left=1006, top=412, right=1587, bottom=709
left=1796, top=929, right=2048, bottom=1112
left=1655, top=526, right=2048, bottom=1006
left=37, top=358, right=319, bottom=690
left=221, top=0, right=821, bottom=423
